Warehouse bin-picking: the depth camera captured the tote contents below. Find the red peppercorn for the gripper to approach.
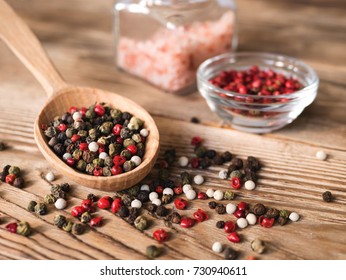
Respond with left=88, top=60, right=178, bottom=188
left=5, top=223, right=17, bottom=233
left=98, top=144, right=105, bottom=154
left=224, top=221, right=236, bottom=233
left=258, top=216, right=275, bottom=228
left=58, top=123, right=67, bottom=132
left=153, top=229, right=169, bottom=242
left=5, top=174, right=16, bottom=185
left=116, top=137, right=124, bottom=144
left=174, top=198, right=188, bottom=210
left=233, top=209, right=245, bottom=219
left=247, top=255, right=256, bottom=260
left=69, top=106, right=78, bottom=114
left=231, top=177, right=241, bottom=189
left=111, top=198, right=122, bottom=214
left=190, top=157, right=200, bottom=168
left=155, top=185, right=163, bottom=194
left=112, top=124, right=122, bottom=136
left=79, top=107, right=87, bottom=117
left=93, top=166, right=103, bottom=176
left=71, top=205, right=85, bottom=218
left=97, top=196, right=112, bottom=209
left=81, top=199, right=94, bottom=212
left=90, top=216, right=103, bottom=227
left=111, top=165, right=123, bottom=175
left=191, top=136, right=202, bottom=146
left=66, top=158, right=75, bottom=167
left=94, top=104, right=105, bottom=116
left=197, top=192, right=208, bottom=200
left=126, top=145, right=137, bottom=155
left=71, top=134, right=80, bottom=143
left=227, top=232, right=241, bottom=243
left=79, top=142, right=88, bottom=151
left=173, top=185, right=183, bottom=195
left=180, top=217, right=196, bottom=228
left=237, top=202, right=248, bottom=211
left=113, top=155, right=126, bottom=166
left=193, top=209, right=208, bottom=222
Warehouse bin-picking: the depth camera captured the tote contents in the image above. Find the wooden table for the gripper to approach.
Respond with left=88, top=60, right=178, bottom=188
left=0, top=0, right=345, bottom=260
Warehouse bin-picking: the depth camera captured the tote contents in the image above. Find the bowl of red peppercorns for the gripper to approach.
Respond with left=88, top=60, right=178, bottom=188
left=197, top=52, right=319, bottom=133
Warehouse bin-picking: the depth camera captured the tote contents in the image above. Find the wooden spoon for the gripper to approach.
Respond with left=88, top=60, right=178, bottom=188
left=0, top=0, right=159, bottom=191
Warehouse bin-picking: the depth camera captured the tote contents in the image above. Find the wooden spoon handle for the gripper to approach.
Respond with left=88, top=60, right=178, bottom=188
left=0, top=0, right=67, bottom=97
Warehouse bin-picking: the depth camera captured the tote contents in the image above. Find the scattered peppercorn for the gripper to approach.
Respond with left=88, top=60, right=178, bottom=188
left=146, top=245, right=162, bottom=259
left=134, top=215, right=148, bottom=231
left=118, top=206, right=130, bottom=218
left=322, top=191, right=333, bottom=202
left=16, top=221, right=31, bottom=236
left=34, top=203, right=47, bottom=215
left=252, top=203, right=266, bottom=216
left=251, top=239, right=265, bottom=254
left=216, top=220, right=225, bottom=229
left=0, top=142, right=6, bottom=151
left=208, top=201, right=218, bottom=209
left=54, top=215, right=67, bottom=228
left=224, top=247, right=238, bottom=260
left=156, top=205, right=169, bottom=217
left=190, top=117, right=200, bottom=124
left=80, top=212, right=92, bottom=223
left=27, top=200, right=37, bottom=212
left=167, top=212, right=181, bottom=224
left=215, top=204, right=226, bottom=214
left=71, top=223, right=85, bottom=235
left=63, top=221, right=74, bottom=232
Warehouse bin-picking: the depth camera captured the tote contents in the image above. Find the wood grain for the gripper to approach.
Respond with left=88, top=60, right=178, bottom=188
left=0, top=0, right=345, bottom=260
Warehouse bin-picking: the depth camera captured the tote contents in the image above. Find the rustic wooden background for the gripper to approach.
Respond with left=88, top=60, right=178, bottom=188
left=0, top=0, right=345, bottom=260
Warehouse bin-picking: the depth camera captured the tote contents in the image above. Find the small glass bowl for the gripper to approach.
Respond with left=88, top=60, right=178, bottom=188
left=196, top=52, right=319, bottom=133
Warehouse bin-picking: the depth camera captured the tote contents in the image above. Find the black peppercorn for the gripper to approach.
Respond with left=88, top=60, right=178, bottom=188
left=164, top=179, right=175, bottom=189
left=118, top=206, right=130, bottom=218
left=215, top=204, right=226, bottom=214
left=128, top=208, right=140, bottom=224
left=1, top=165, right=10, bottom=182
left=228, top=164, right=238, bottom=175
left=0, top=142, right=6, bottom=151
left=200, top=158, right=211, bottom=169
left=156, top=205, right=169, bottom=217
left=213, top=154, right=224, bottom=165
left=167, top=212, right=181, bottom=224
left=277, top=216, right=288, bottom=226
left=322, top=191, right=333, bottom=202
left=246, top=156, right=261, bottom=171
left=54, top=215, right=67, bottom=228
left=87, top=193, right=99, bottom=202
left=190, top=117, right=200, bottom=123
left=53, top=143, right=65, bottom=156
left=194, top=145, right=207, bottom=158
left=234, top=158, right=244, bottom=169
left=216, top=221, right=225, bottom=228
left=208, top=201, right=218, bottom=209
left=71, top=223, right=85, bottom=235
left=245, top=169, right=257, bottom=182
left=146, top=203, right=157, bottom=213
left=222, top=151, right=232, bottom=162
left=265, top=208, right=280, bottom=219
left=224, top=247, right=238, bottom=260
left=13, top=177, right=25, bottom=188
left=161, top=194, right=173, bottom=205
left=206, top=149, right=217, bottom=159
left=27, top=200, right=37, bottom=212
left=137, top=190, right=150, bottom=202
left=252, top=203, right=266, bottom=216
left=59, top=183, right=70, bottom=193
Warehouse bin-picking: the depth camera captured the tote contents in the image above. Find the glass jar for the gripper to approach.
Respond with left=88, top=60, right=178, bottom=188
left=113, top=0, right=237, bottom=95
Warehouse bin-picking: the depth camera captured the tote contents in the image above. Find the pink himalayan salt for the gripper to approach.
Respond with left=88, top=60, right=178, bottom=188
left=117, top=11, right=235, bottom=93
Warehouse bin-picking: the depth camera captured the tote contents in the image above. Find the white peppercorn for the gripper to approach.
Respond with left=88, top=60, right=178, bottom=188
left=140, top=184, right=150, bottom=192
left=183, top=184, right=193, bottom=194
left=149, top=192, right=159, bottom=201
left=218, top=169, right=228, bottom=180
left=226, top=203, right=237, bottom=214
left=178, top=156, right=189, bottom=167
left=45, top=171, right=55, bottom=182
left=131, top=199, right=142, bottom=208
left=131, top=155, right=142, bottom=166
left=212, top=242, right=223, bottom=253
left=54, top=198, right=67, bottom=210
left=163, top=188, right=174, bottom=196
left=152, top=198, right=162, bottom=206
left=244, top=180, right=256, bottom=190
left=289, top=212, right=300, bottom=222
left=193, top=175, right=204, bottom=185
left=316, top=150, right=327, bottom=161
left=185, top=189, right=196, bottom=200
left=236, top=217, right=248, bottom=229
left=246, top=213, right=257, bottom=225
left=213, top=190, right=224, bottom=201
left=206, top=188, right=215, bottom=198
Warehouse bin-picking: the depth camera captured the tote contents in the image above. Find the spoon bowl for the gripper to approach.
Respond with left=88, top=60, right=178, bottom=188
left=0, top=0, right=159, bottom=191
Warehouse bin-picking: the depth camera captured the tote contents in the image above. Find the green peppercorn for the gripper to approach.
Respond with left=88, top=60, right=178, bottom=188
left=162, top=194, right=173, bottom=205
left=132, top=134, right=142, bottom=143
left=48, top=137, right=58, bottom=147
left=8, top=166, right=21, bottom=176
left=85, top=163, right=95, bottom=175
left=130, top=116, right=144, bottom=127
left=63, top=221, right=74, bottom=232
left=54, top=215, right=67, bottom=228
left=13, top=177, right=25, bottom=188
left=65, top=128, right=75, bottom=138
left=110, top=109, right=122, bottom=119
left=104, top=157, right=113, bottom=167
left=50, top=184, right=62, bottom=194
left=71, top=223, right=85, bottom=235
left=97, top=136, right=108, bottom=146
left=146, top=245, right=162, bottom=259
left=230, top=170, right=243, bottom=179
left=134, top=216, right=148, bottom=231
left=52, top=190, right=67, bottom=200
left=76, top=159, right=87, bottom=171
left=120, top=127, right=132, bottom=139
left=280, top=209, right=290, bottom=219
left=93, top=158, right=104, bottom=167
left=76, top=130, right=87, bottom=138
left=123, top=138, right=135, bottom=148
left=123, top=161, right=135, bottom=172
left=86, top=108, right=96, bottom=119
left=120, top=150, right=132, bottom=160
left=180, top=172, right=191, bottom=185
left=194, top=146, right=207, bottom=158
left=72, top=149, right=83, bottom=161
left=223, top=190, right=235, bottom=200
left=80, top=212, right=92, bottom=223
left=44, top=126, right=57, bottom=138
left=34, top=202, right=47, bottom=215
left=27, top=200, right=37, bottom=212
left=16, top=221, right=31, bottom=236
left=102, top=166, right=112, bottom=176
left=99, top=122, right=113, bottom=135
left=44, top=194, right=56, bottom=204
